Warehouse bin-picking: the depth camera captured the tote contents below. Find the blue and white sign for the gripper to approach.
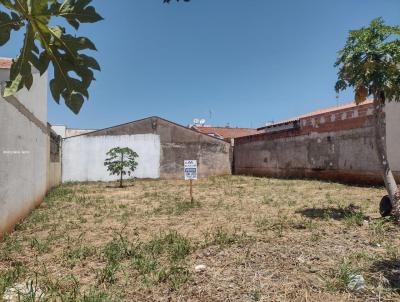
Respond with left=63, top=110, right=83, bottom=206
left=184, top=160, right=197, bottom=180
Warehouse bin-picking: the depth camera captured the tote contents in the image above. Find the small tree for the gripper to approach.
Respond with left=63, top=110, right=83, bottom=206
left=335, top=18, right=400, bottom=219
left=104, top=147, right=138, bottom=188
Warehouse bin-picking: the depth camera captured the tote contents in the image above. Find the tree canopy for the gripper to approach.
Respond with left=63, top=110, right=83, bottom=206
left=335, top=17, right=400, bottom=104
left=104, top=147, right=139, bottom=187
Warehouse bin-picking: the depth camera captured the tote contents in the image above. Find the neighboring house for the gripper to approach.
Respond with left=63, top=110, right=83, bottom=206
left=191, top=125, right=260, bottom=145
left=257, top=100, right=374, bottom=133
left=62, top=116, right=232, bottom=182
left=235, top=100, right=400, bottom=185
left=0, top=58, right=61, bottom=235
left=51, top=124, right=97, bottom=138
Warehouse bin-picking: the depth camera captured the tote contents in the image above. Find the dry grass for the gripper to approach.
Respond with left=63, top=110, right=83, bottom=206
left=1, top=176, right=400, bottom=301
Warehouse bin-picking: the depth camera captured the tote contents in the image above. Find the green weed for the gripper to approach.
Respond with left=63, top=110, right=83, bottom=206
left=344, top=210, right=365, bottom=227
left=144, top=230, right=191, bottom=261
left=0, top=234, right=21, bottom=260
left=130, top=231, right=191, bottom=290
left=0, top=262, right=25, bottom=296
left=30, top=237, right=51, bottom=254
left=326, top=260, right=360, bottom=292
left=205, top=227, right=251, bottom=247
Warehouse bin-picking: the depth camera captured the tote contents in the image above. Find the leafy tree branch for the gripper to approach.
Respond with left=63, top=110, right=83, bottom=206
left=0, top=0, right=103, bottom=113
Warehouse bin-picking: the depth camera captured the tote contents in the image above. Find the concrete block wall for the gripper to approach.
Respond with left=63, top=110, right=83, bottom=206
left=234, top=102, right=400, bottom=185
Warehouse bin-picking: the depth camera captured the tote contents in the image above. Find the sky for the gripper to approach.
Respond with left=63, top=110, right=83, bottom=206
left=1, top=0, right=400, bottom=129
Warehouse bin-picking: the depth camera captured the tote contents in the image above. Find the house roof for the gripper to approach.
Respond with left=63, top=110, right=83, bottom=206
left=258, top=100, right=373, bottom=130
left=285, top=100, right=373, bottom=121
left=192, top=126, right=260, bottom=139
left=62, top=116, right=231, bottom=144
left=0, top=58, right=12, bottom=69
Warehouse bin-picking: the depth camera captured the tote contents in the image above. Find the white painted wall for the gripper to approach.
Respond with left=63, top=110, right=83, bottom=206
left=62, top=134, right=161, bottom=182
left=51, top=125, right=66, bottom=138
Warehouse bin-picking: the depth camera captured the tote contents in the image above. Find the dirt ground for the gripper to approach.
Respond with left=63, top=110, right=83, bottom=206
left=1, top=176, right=400, bottom=301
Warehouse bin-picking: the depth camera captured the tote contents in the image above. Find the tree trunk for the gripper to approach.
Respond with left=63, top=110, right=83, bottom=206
left=373, top=95, right=400, bottom=218
left=119, top=153, right=124, bottom=188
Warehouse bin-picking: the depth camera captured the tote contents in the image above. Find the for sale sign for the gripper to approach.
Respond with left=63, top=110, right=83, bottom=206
left=184, top=160, right=197, bottom=180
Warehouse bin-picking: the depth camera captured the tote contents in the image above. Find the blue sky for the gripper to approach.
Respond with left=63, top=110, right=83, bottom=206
left=2, top=0, right=400, bottom=129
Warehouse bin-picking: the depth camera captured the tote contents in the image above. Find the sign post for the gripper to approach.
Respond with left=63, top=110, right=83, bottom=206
left=184, top=160, right=197, bottom=202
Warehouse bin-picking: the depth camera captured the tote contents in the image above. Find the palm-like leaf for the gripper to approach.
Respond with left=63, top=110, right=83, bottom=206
left=0, top=0, right=102, bottom=114
left=0, top=0, right=188, bottom=113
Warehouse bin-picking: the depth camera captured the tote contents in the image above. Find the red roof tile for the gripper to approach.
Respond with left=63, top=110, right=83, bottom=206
left=281, top=100, right=373, bottom=123
left=258, top=100, right=374, bottom=130
left=0, top=58, right=12, bottom=69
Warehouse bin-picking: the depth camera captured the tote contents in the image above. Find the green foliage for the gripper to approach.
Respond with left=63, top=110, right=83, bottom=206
left=97, top=231, right=191, bottom=289
left=344, top=210, right=365, bottom=227
left=0, top=262, right=25, bottom=296
left=0, top=0, right=188, bottom=114
left=104, top=147, right=139, bottom=186
left=326, top=260, right=360, bottom=292
left=335, top=17, right=400, bottom=103
left=0, top=0, right=102, bottom=113
left=132, top=231, right=191, bottom=290
left=143, top=230, right=191, bottom=261
left=204, top=227, right=251, bottom=247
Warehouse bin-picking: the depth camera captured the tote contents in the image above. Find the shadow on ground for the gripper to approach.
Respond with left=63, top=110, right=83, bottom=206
left=369, top=259, right=400, bottom=290
left=296, top=204, right=364, bottom=220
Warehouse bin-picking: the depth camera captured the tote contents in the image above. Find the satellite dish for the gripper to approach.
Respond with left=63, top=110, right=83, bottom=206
left=193, top=118, right=200, bottom=125
left=199, top=118, right=206, bottom=125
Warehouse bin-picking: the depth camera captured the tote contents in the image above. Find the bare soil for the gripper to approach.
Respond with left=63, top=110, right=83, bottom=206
left=1, top=176, right=399, bottom=301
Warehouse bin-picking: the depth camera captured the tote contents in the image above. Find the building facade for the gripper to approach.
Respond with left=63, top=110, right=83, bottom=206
left=62, top=116, right=232, bottom=181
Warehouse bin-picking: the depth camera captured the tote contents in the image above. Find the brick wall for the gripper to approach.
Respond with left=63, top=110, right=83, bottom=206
left=234, top=102, right=400, bottom=185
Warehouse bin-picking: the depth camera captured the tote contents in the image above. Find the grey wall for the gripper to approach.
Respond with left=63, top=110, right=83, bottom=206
left=81, top=117, right=232, bottom=179
left=48, top=127, right=61, bottom=188
left=0, top=68, right=61, bottom=235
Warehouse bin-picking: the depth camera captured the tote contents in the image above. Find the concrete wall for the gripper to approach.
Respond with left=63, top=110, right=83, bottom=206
left=80, top=117, right=232, bottom=179
left=48, top=127, right=61, bottom=188
left=235, top=102, right=400, bottom=185
left=51, top=125, right=66, bottom=138
left=386, top=102, right=400, bottom=172
left=62, top=134, right=161, bottom=182
left=51, top=125, right=96, bottom=138
left=65, top=128, right=96, bottom=138
left=0, top=67, right=61, bottom=235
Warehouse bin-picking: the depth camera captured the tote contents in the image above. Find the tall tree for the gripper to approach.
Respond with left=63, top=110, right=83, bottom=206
left=0, top=0, right=188, bottom=114
left=335, top=18, right=400, bottom=220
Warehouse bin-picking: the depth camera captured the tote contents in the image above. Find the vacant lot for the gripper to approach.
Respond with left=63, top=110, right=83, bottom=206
left=1, top=176, right=399, bottom=301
